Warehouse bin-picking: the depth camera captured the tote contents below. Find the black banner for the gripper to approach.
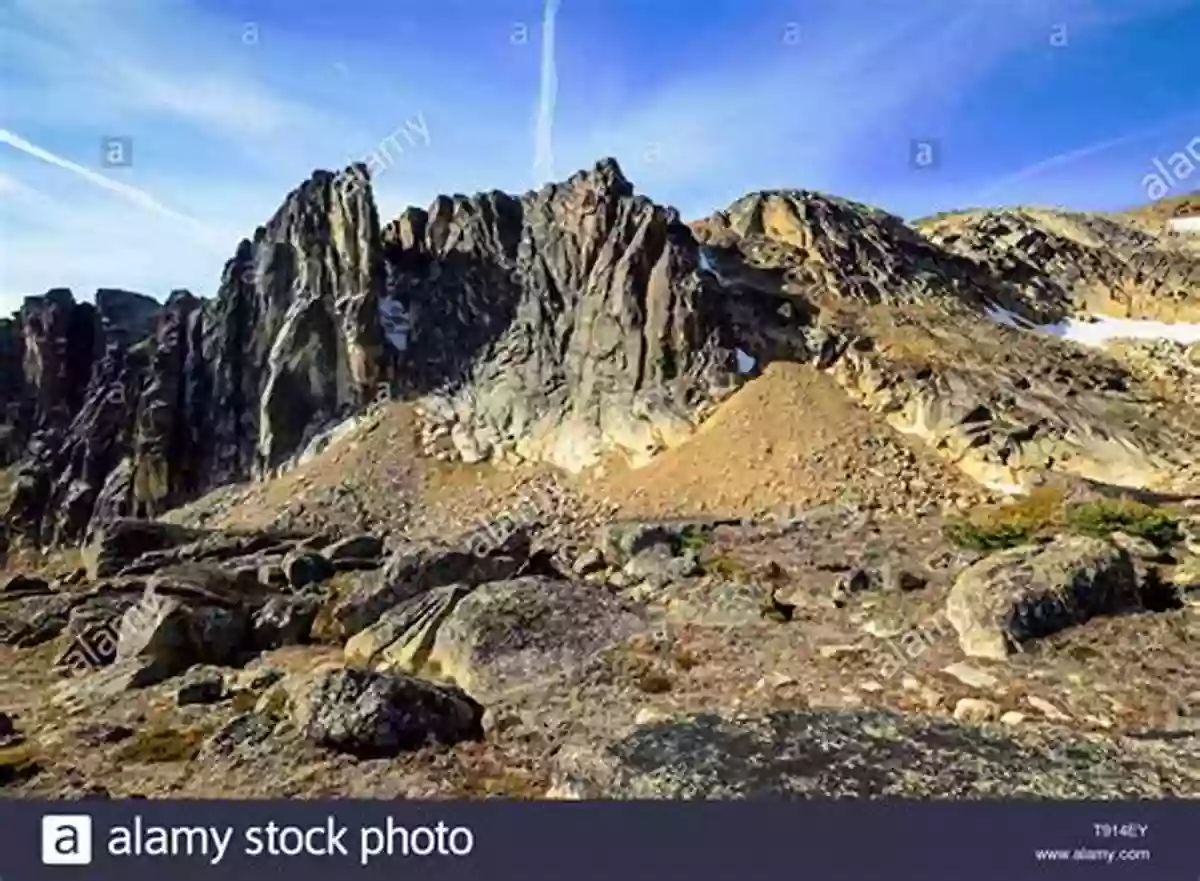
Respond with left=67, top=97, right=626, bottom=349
left=13, top=799, right=1196, bottom=880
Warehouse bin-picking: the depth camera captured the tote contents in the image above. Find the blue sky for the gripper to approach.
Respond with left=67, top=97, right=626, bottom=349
left=1, top=0, right=1198, bottom=311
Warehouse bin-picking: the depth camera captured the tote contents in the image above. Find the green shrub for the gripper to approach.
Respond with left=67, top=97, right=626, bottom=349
left=944, top=489, right=1182, bottom=551
left=943, top=519, right=1035, bottom=551
left=677, top=526, right=709, bottom=554
left=1064, top=500, right=1181, bottom=547
left=943, top=487, right=1066, bottom=551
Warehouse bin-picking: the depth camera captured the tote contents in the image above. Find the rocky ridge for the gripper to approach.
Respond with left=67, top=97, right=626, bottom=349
left=693, top=192, right=1200, bottom=495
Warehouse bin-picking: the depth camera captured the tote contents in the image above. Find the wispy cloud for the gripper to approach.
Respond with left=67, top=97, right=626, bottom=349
left=554, top=3, right=1040, bottom=215
left=0, top=129, right=222, bottom=243
left=533, top=0, right=562, bottom=186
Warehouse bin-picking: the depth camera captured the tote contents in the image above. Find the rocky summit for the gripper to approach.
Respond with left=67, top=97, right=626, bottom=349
left=0, top=160, right=1196, bottom=800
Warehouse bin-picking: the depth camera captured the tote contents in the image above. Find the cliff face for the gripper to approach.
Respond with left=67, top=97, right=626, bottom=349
left=382, top=158, right=738, bottom=471
left=0, top=158, right=740, bottom=543
left=198, top=163, right=386, bottom=484
left=2, top=164, right=388, bottom=545
left=693, top=193, right=1200, bottom=496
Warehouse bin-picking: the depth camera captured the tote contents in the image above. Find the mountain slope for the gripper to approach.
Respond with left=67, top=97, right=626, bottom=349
left=693, top=192, right=1200, bottom=497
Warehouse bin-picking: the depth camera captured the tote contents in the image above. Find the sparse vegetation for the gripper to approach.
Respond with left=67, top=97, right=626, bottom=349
left=115, top=725, right=208, bottom=764
left=943, top=487, right=1066, bottom=550
left=635, top=670, right=673, bottom=694
left=1065, top=499, right=1181, bottom=548
left=703, top=552, right=748, bottom=580
left=676, top=525, right=710, bottom=554
left=945, top=488, right=1182, bottom=551
left=309, top=571, right=361, bottom=643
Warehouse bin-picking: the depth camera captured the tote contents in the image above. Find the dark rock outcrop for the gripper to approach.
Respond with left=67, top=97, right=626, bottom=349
left=290, top=667, right=483, bottom=757
left=1, top=165, right=387, bottom=546
left=5, top=157, right=1198, bottom=549
left=386, top=158, right=739, bottom=470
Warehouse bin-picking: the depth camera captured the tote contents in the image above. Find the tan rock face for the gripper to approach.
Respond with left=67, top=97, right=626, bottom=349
left=919, top=207, right=1200, bottom=323
left=694, top=191, right=1200, bottom=497
left=945, top=536, right=1141, bottom=661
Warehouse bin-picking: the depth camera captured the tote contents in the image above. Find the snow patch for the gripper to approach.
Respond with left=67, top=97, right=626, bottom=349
left=378, top=296, right=410, bottom=352
left=735, top=348, right=757, bottom=375
left=985, top=303, right=1200, bottom=347
left=698, top=247, right=728, bottom=284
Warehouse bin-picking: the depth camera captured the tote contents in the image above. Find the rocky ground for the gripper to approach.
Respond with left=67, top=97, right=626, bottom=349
left=0, top=478, right=1196, bottom=799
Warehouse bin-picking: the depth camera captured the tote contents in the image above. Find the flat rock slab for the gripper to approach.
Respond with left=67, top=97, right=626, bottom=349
left=550, top=709, right=1198, bottom=799
left=82, top=519, right=212, bottom=579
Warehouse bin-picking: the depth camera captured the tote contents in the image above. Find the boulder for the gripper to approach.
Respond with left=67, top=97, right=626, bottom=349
left=290, top=667, right=483, bottom=757
left=282, top=549, right=335, bottom=589
left=176, top=666, right=227, bottom=706
left=114, top=588, right=250, bottom=686
left=344, top=583, right=468, bottom=672
left=0, top=593, right=73, bottom=647
left=945, top=536, right=1140, bottom=661
left=596, top=519, right=727, bottom=567
left=332, top=527, right=532, bottom=636
left=251, top=595, right=319, bottom=650
left=0, top=573, right=51, bottom=595
left=323, top=535, right=384, bottom=566
left=82, top=519, right=210, bottom=580
left=54, top=595, right=141, bottom=671
left=422, top=576, right=645, bottom=700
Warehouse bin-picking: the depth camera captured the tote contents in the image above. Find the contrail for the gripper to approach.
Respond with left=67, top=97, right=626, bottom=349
left=533, top=0, right=561, bottom=185
left=0, top=128, right=222, bottom=243
left=972, top=111, right=1200, bottom=205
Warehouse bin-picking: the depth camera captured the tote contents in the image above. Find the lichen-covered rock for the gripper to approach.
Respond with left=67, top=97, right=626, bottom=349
left=290, top=667, right=482, bottom=757
left=549, top=709, right=1195, bottom=799
left=251, top=595, right=318, bottom=650
left=343, top=584, right=468, bottom=671
left=282, top=549, right=334, bottom=589
left=423, top=576, right=645, bottom=700
left=114, top=587, right=250, bottom=686
left=945, top=536, right=1140, bottom=660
